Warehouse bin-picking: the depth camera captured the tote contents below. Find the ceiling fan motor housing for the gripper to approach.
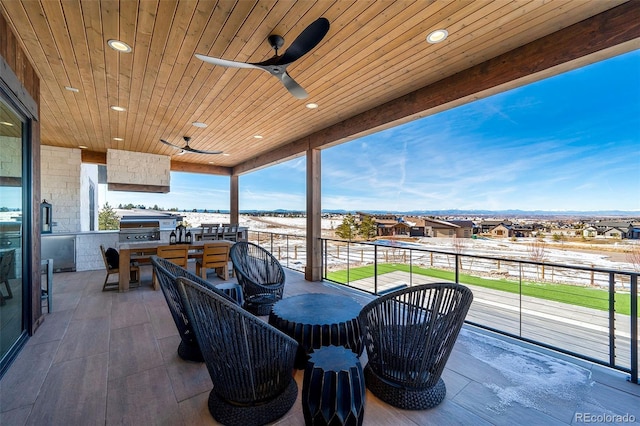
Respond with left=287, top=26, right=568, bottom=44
left=268, top=34, right=285, bottom=52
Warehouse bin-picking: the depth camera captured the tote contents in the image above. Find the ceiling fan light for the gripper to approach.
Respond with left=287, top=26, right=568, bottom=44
left=108, top=39, right=132, bottom=53
left=427, top=29, right=448, bottom=44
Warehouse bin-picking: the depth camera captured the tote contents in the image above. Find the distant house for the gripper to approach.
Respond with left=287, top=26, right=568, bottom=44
left=593, top=220, right=631, bottom=234
left=511, top=224, right=534, bottom=238
left=583, top=226, right=597, bottom=238
left=603, top=227, right=626, bottom=239
left=374, top=218, right=411, bottom=237
left=448, top=220, right=476, bottom=238
left=425, top=218, right=460, bottom=238
left=405, top=217, right=428, bottom=237
left=480, top=220, right=512, bottom=234
left=490, top=223, right=512, bottom=238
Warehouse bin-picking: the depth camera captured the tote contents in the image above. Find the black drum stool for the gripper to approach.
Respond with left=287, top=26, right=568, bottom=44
left=302, top=345, right=365, bottom=426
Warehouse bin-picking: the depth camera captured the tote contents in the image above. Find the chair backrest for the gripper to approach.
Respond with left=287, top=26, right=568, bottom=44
left=0, top=249, right=15, bottom=280
left=202, top=242, right=229, bottom=268
left=100, top=245, right=118, bottom=271
left=200, top=223, right=220, bottom=240
left=156, top=245, right=189, bottom=267
left=358, top=283, right=473, bottom=389
left=151, top=256, right=237, bottom=346
left=229, top=242, right=285, bottom=286
left=176, top=276, right=298, bottom=405
left=222, top=224, right=239, bottom=241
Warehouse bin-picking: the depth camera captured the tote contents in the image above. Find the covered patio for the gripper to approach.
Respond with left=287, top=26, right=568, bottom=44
left=1, top=267, right=638, bottom=425
left=1, top=1, right=639, bottom=417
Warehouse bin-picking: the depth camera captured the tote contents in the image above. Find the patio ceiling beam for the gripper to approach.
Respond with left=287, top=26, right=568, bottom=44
left=81, top=150, right=232, bottom=176
left=232, top=1, right=640, bottom=176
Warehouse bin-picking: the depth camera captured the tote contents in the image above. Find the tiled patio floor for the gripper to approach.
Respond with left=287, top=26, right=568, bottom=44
left=1, top=264, right=638, bottom=425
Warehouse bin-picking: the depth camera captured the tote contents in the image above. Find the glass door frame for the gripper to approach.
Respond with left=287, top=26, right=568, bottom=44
left=0, top=83, right=34, bottom=378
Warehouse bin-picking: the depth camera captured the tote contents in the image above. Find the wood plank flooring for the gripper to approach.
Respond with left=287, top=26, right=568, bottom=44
left=1, top=263, right=638, bottom=425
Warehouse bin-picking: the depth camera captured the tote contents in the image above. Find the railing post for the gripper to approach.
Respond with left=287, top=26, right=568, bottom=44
left=609, top=272, right=616, bottom=368
left=519, top=262, right=523, bottom=337
left=346, top=241, right=350, bottom=286
left=630, top=274, right=638, bottom=384
left=270, top=233, right=274, bottom=254
left=455, top=254, right=459, bottom=283
left=374, top=244, right=378, bottom=295
left=409, top=248, right=413, bottom=287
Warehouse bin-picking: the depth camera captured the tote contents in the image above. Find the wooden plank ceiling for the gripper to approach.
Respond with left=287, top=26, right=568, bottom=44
left=0, top=0, right=638, bottom=176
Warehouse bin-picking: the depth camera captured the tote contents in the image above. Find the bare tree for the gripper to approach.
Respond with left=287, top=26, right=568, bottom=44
left=452, top=235, right=466, bottom=270
left=626, top=244, right=640, bottom=272
left=527, top=239, right=547, bottom=280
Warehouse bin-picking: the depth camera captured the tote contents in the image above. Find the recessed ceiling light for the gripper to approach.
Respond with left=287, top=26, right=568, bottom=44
left=426, top=29, right=448, bottom=44
left=208, top=161, right=216, bottom=164
left=110, top=106, right=126, bottom=112
left=78, top=145, right=88, bottom=149
left=107, top=39, right=132, bottom=53
left=0, top=121, right=13, bottom=126
left=254, top=135, right=263, bottom=139
left=192, top=122, right=208, bottom=128
left=306, top=103, right=318, bottom=109
left=113, top=137, right=124, bottom=141
left=222, top=153, right=230, bottom=156
left=65, top=86, right=79, bottom=92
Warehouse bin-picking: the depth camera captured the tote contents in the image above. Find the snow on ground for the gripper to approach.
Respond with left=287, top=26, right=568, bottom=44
left=179, top=212, right=637, bottom=272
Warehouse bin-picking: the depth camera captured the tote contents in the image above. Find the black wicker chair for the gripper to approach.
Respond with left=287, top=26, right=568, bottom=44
left=150, top=256, right=243, bottom=362
left=358, top=283, right=473, bottom=410
left=229, top=242, right=285, bottom=315
left=177, top=276, right=299, bottom=426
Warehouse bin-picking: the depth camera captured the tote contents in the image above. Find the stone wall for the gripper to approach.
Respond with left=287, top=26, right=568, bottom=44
left=40, top=146, right=81, bottom=233
left=107, top=149, right=170, bottom=190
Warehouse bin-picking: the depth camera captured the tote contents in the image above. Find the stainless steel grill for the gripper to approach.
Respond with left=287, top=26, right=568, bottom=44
left=119, top=220, right=160, bottom=242
left=0, top=222, right=21, bottom=249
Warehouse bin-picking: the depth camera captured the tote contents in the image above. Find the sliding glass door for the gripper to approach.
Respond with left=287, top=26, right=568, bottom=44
left=0, top=96, right=26, bottom=371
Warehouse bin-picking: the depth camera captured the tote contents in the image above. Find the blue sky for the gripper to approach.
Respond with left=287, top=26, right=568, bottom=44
left=106, top=50, right=640, bottom=213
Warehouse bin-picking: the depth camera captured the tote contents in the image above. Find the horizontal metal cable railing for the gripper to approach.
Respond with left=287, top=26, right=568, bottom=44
left=246, top=231, right=639, bottom=384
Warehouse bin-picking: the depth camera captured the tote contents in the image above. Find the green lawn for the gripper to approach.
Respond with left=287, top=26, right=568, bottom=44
left=326, top=263, right=635, bottom=315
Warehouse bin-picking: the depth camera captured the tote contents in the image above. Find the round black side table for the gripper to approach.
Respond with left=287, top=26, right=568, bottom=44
left=268, top=293, right=363, bottom=368
left=302, top=345, right=365, bottom=426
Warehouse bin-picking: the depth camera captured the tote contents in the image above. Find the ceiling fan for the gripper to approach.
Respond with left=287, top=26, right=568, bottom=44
left=195, top=17, right=330, bottom=99
left=160, top=136, right=222, bottom=155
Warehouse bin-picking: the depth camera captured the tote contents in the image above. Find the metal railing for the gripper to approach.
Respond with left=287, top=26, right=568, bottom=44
left=246, top=231, right=639, bottom=384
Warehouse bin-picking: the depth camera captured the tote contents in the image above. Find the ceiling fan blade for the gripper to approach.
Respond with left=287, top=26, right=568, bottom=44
left=160, top=138, right=183, bottom=150
left=278, top=17, right=330, bottom=65
left=183, top=146, right=223, bottom=155
left=195, top=54, right=260, bottom=70
left=280, top=72, right=308, bottom=99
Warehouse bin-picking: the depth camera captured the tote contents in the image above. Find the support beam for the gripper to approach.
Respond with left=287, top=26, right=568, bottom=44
left=305, top=149, right=322, bottom=281
left=79, top=151, right=233, bottom=176
left=230, top=175, right=239, bottom=226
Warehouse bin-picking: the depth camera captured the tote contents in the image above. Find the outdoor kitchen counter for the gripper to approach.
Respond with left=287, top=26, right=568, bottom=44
left=43, top=231, right=119, bottom=272
left=116, top=240, right=233, bottom=292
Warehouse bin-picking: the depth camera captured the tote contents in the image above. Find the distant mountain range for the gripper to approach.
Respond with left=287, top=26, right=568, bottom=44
left=186, top=208, right=639, bottom=218
left=320, top=209, right=640, bottom=217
